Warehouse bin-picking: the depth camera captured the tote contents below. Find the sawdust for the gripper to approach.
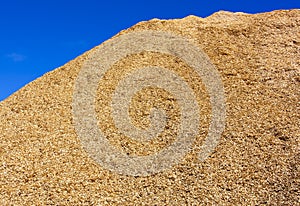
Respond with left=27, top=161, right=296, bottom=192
left=0, top=9, right=299, bottom=205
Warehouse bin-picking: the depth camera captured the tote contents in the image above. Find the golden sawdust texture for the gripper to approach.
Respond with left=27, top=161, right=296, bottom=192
left=0, top=9, right=299, bottom=205
left=95, top=51, right=210, bottom=156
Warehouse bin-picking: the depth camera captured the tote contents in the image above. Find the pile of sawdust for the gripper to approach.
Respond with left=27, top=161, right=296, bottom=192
left=0, top=9, right=299, bottom=205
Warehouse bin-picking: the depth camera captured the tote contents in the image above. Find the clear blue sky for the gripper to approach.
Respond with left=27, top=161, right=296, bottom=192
left=0, top=0, right=299, bottom=101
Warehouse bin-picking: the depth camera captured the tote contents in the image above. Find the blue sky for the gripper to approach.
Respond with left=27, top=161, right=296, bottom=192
left=0, top=0, right=299, bottom=101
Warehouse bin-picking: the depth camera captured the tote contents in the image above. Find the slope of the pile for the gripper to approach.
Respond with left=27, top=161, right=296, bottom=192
left=0, top=10, right=299, bottom=205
